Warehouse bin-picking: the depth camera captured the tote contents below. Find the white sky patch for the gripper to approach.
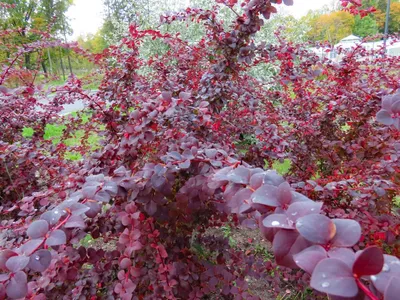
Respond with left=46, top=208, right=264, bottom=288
left=67, top=0, right=339, bottom=40
left=279, top=0, right=339, bottom=18
left=67, top=0, right=104, bottom=40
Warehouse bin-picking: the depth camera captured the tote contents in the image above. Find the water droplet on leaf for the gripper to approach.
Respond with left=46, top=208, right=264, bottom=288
left=291, top=212, right=297, bottom=216
left=382, top=263, right=390, bottom=272
left=321, top=282, right=330, bottom=288
left=271, top=221, right=280, bottom=226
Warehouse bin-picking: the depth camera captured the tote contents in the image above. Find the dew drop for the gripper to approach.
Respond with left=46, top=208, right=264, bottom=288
left=271, top=221, right=280, bottom=226
left=370, top=275, right=377, bottom=282
left=295, top=260, right=299, bottom=264
left=62, top=210, right=67, bottom=214
left=322, top=273, right=327, bottom=278
left=297, top=221, right=303, bottom=228
left=382, top=263, right=390, bottom=272
left=321, top=282, right=330, bottom=288
left=53, top=210, right=59, bottom=215
left=310, top=208, right=315, bottom=211
left=35, top=256, right=40, bottom=261
left=291, top=212, right=298, bottom=216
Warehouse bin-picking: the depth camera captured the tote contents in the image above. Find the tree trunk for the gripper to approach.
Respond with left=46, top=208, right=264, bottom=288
left=59, top=48, right=66, bottom=81
left=41, top=61, right=48, bottom=78
left=47, top=48, right=53, bottom=75
left=67, top=53, right=73, bottom=75
left=24, top=53, right=31, bottom=69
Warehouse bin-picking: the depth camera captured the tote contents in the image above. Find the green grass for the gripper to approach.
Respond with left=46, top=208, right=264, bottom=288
left=264, top=159, right=292, bottom=175
left=311, top=170, right=321, bottom=180
left=38, top=71, right=102, bottom=91
left=80, top=234, right=94, bottom=247
left=43, top=124, right=65, bottom=143
left=276, top=288, right=314, bottom=300
left=254, top=243, right=274, bottom=262
left=340, top=123, right=351, bottom=132
left=22, top=112, right=101, bottom=160
left=221, top=225, right=236, bottom=247
left=394, top=196, right=400, bottom=207
left=22, top=127, right=34, bottom=138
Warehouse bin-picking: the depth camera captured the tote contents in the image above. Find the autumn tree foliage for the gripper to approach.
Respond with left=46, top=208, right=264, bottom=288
left=0, top=0, right=400, bottom=299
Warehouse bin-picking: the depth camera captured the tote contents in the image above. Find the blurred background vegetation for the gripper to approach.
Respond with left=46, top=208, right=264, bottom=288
left=0, top=0, right=399, bottom=89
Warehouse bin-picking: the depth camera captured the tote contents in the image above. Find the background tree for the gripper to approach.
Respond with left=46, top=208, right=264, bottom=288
left=353, top=14, right=379, bottom=37
left=0, top=0, right=37, bottom=68
left=77, top=32, right=108, bottom=54
left=306, top=10, right=355, bottom=43
left=361, top=0, right=390, bottom=11
left=0, top=0, right=72, bottom=72
left=375, top=2, right=400, bottom=33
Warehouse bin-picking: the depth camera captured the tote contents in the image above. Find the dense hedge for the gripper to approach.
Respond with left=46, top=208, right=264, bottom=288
left=0, top=0, right=399, bottom=299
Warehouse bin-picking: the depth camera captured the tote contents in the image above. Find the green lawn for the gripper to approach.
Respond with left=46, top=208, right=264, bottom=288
left=22, top=112, right=101, bottom=160
left=264, top=159, right=292, bottom=175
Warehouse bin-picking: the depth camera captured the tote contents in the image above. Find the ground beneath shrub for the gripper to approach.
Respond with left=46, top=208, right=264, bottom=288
left=204, top=227, right=279, bottom=300
left=84, top=227, right=319, bottom=299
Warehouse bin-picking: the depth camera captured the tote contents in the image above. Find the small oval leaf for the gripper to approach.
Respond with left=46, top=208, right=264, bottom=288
left=27, top=220, right=49, bottom=239
left=29, top=249, right=52, bottom=272
left=376, top=109, right=394, bottom=125
left=6, top=271, right=28, bottom=299
left=296, top=214, right=336, bottom=245
left=294, top=245, right=327, bottom=274
left=251, top=184, right=279, bottom=207
left=5, top=255, right=30, bottom=272
left=331, top=219, right=361, bottom=247
left=311, top=258, right=358, bottom=298
left=46, top=230, right=67, bottom=247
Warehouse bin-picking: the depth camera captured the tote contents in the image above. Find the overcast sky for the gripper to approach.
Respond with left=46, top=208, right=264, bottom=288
left=67, top=0, right=338, bottom=40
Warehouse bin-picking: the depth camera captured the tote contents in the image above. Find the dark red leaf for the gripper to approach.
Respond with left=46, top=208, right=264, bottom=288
left=352, top=246, right=384, bottom=277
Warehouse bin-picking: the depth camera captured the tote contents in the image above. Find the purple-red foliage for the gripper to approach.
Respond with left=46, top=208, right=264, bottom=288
left=0, top=0, right=400, bottom=299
